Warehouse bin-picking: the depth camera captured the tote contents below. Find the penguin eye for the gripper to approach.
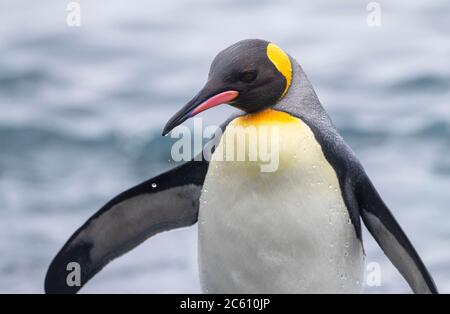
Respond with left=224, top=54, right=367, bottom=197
left=238, top=71, right=257, bottom=83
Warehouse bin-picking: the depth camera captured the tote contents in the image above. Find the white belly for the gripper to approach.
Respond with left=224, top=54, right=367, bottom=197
left=198, top=110, right=364, bottom=293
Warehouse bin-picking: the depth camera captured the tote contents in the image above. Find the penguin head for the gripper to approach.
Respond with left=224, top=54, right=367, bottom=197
left=163, top=39, right=292, bottom=135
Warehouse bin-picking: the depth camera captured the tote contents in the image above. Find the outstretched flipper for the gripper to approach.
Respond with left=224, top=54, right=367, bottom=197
left=45, top=159, right=208, bottom=294
left=356, top=172, right=438, bottom=294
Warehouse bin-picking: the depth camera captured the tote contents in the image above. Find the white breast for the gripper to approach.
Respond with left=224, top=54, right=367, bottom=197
left=198, top=112, right=364, bottom=293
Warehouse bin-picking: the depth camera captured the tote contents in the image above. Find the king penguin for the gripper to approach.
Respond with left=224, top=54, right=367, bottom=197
left=45, top=39, right=438, bottom=294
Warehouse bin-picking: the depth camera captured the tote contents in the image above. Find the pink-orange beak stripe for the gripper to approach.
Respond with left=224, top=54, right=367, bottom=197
left=190, top=90, right=239, bottom=116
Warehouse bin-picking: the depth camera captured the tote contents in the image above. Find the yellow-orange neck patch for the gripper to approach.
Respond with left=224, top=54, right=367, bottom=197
left=233, top=109, right=298, bottom=127
left=266, top=43, right=292, bottom=97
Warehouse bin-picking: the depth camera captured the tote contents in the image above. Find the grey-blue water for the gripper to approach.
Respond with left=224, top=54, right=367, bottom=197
left=0, top=1, right=449, bottom=293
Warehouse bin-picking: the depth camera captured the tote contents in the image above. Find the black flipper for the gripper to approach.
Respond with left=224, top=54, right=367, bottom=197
left=355, top=172, right=438, bottom=294
left=45, top=159, right=208, bottom=294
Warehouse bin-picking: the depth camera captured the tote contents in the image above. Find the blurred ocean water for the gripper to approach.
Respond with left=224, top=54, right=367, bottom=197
left=0, top=0, right=449, bottom=293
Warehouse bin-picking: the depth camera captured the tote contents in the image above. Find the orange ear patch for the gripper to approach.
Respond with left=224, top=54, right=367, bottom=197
left=266, top=43, right=292, bottom=97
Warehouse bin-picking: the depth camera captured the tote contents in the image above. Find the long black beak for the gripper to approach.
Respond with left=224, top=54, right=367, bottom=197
left=162, top=85, right=239, bottom=136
